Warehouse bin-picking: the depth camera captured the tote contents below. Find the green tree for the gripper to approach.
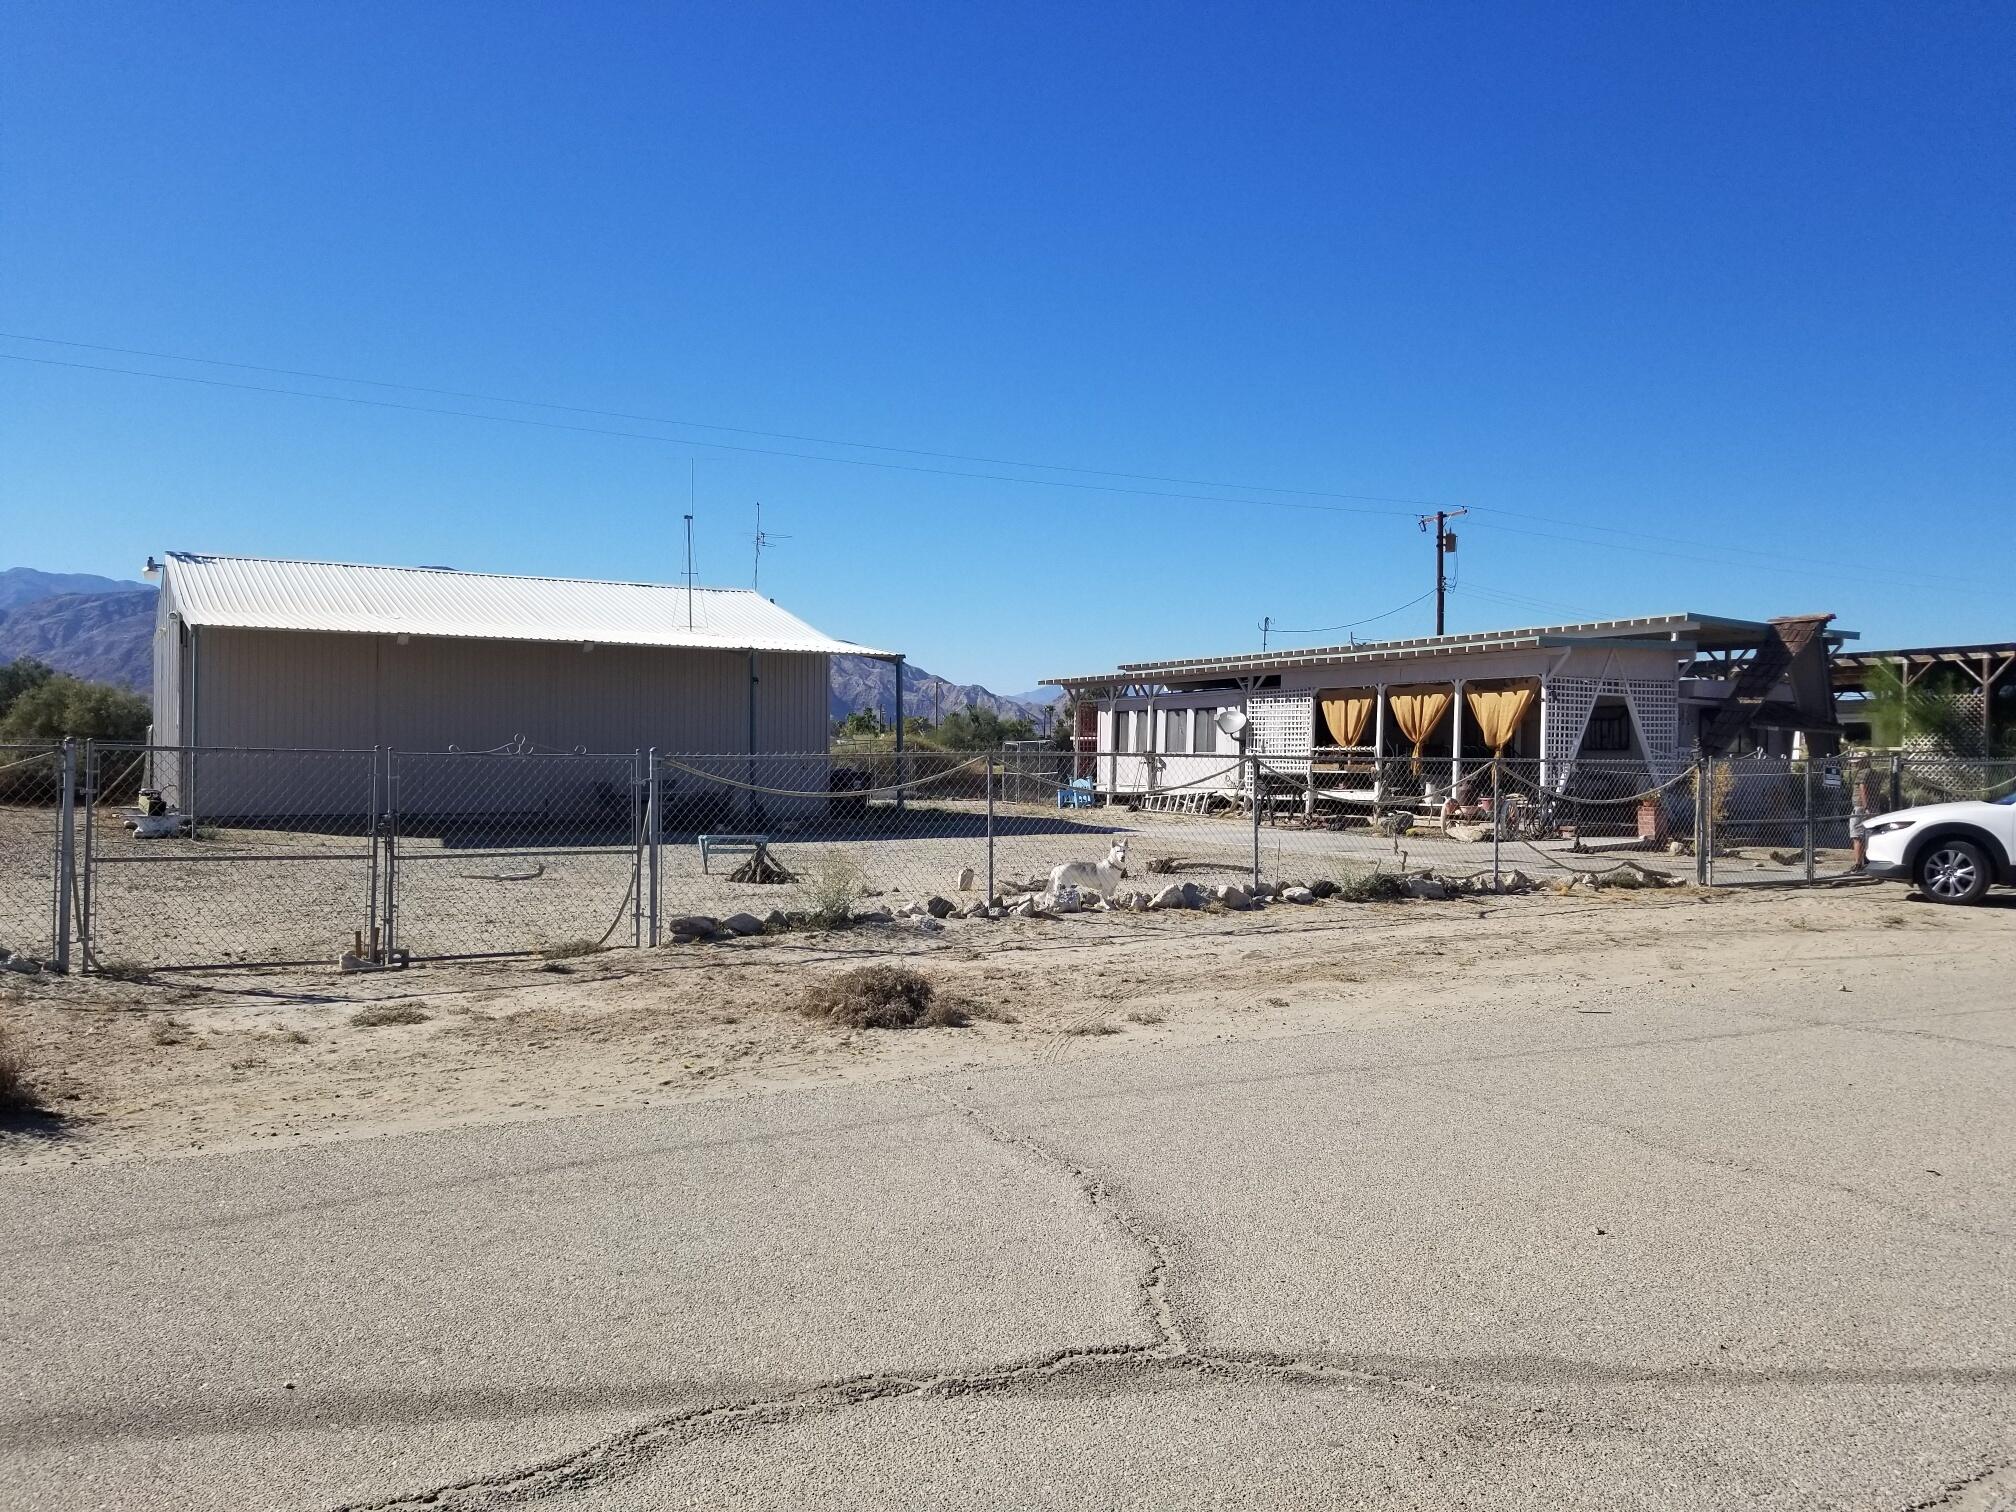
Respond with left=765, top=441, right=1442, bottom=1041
left=0, top=657, right=55, bottom=720
left=934, top=706, right=1035, bottom=750
left=837, top=706, right=885, bottom=739
left=0, top=675, right=151, bottom=742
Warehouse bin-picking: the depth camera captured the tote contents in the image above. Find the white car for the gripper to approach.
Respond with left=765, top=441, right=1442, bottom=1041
left=1863, top=793, right=2016, bottom=904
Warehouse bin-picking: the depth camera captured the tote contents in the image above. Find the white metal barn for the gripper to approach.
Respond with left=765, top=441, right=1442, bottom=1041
left=146, top=552, right=899, bottom=815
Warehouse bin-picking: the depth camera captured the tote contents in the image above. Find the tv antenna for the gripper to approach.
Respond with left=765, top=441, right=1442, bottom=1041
left=682, top=512, right=697, bottom=630
left=752, top=501, right=791, bottom=591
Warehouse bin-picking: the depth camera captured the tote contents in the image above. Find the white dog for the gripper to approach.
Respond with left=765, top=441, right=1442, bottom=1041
left=1048, top=837, right=1129, bottom=903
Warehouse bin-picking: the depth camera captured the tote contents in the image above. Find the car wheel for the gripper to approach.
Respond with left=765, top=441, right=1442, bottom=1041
left=1916, top=838, right=1991, bottom=905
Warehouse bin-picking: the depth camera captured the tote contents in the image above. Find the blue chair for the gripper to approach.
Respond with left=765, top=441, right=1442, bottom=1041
left=1058, top=777, right=1096, bottom=809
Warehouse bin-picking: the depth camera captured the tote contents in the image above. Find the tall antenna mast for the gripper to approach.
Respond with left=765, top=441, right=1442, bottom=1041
left=682, top=513, right=696, bottom=630
left=752, top=501, right=792, bottom=591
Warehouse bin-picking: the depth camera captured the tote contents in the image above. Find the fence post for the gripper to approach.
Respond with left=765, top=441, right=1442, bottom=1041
left=985, top=754, right=996, bottom=904
left=80, top=741, right=96, bottom=970
left=1250, top=749, right=1262, bottom=890
left=53, top=739, right=76, bottom=973
left=382, top=751, right=398, bottom=958
left=1491, top=756, right=1502, bottom=892
left=1889, top=753, right=1902, bottom=814
left=367, top=746, right=382, bottom=962
left=646, top=748, right=661, bottom=947
left=1802, top=757, right=1816, bottom=883
left=1695, top=757, right=1710, bottom=887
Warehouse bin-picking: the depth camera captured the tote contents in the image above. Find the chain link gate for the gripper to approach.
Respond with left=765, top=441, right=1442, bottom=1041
left=79, top=744, right=380, bottom=971
left=383, top=746, right=644, bottom=960
left=0, top=742, right=72, bottom=969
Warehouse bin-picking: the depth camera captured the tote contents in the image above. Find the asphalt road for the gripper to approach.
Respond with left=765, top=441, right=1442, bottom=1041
left=4, top=952, right=2013, bottom=1510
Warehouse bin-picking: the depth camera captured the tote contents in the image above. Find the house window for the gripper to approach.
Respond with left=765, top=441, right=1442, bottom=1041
left=1193, top=708, right=1219, bottom=754
left=1114, top=710, right=1132, bottom=753
left=1165, top=709, right=1189, bottom=754
left=1585, top=706, right=1633, bottom=753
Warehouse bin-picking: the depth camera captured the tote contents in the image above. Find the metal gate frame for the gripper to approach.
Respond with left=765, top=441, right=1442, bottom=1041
left=383, top=745, right=647, bottom=962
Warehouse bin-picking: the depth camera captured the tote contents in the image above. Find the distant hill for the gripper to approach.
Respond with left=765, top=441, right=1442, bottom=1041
left=0, top=589, right=157, bottom=690
left=0, top=567, right=1050, bottom=728
left=0, top=567, right=151, bottom=613
left=829, top=655, right=1055, bottom=730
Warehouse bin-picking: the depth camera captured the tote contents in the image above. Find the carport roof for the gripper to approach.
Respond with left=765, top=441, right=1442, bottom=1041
left=157, top=552, right=901, bottom=658
left=1044, top=612, right=1784, bottom=688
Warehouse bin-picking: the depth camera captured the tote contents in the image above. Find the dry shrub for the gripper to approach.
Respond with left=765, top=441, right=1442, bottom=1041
left=541, top=939, right=602, bottom=961
left=1123, top=1010, right=1165, bottom=1025
left=798, top=965, right=968, bottom=1029
left=1333, top=869, right=1407, bottom=903
left=806, top=854, right=866, bottom=930
left=1062, top=1021, right=1123, bottom=1037
left=0, top=1028, right=30, bottom=1112
left=351, top=1002, right=432, bottom=1028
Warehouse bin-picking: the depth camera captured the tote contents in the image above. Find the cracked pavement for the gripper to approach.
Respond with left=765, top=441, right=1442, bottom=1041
left=4, top=954, right=2014, bottom=1509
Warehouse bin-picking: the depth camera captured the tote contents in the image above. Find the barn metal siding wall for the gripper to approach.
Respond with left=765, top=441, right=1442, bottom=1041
left=186, top=629, right=833, bottom=815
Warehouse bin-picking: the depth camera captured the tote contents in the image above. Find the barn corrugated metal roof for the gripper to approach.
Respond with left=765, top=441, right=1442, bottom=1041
left=161, top=553, right=900, bottom=658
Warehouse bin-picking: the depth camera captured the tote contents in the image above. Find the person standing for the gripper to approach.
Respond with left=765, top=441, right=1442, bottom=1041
left=1849, top=759, right=1881, bottom=872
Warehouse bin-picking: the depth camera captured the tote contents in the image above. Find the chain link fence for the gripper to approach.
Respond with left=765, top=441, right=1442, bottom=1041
left=0, top=743, right=69, bottom=966
left=11, top=744, right=2010, bottom=973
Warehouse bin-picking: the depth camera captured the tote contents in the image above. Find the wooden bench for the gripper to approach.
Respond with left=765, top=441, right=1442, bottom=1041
left=698, top=833, right=770, bottom=874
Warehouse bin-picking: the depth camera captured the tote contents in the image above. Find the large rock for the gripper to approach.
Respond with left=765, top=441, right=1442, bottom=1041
left=1280, top=885, right=1316, bottom=904
left=720, top=912, right=765, bottom=936
left=1404, top=876, right=1451, bottom=901
left=852, top=908, right=896, bottom=925
left=1148, top=883, right=1189, bottom=911
left=955, top=866, right=978, bottom=891
left=1250, top=880, right=1277, bottom=900
left=1009, top=897, right=1040, bottom=919
left=665, top=915, right=719, bottom=940
left=925, top=895, right=956, bottom=919
left=1179, top=882, right=1206, bottom=909
left=1308, top=878, right=1339, bottom=899
left=1213, top=884, right=1252, bottom=910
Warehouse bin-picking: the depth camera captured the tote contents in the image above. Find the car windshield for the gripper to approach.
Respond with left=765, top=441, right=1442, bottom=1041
left=1996, top=792, right=2016, bottom=806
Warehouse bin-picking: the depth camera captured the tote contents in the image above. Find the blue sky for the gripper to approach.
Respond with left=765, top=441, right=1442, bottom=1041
left=3, top=1, right=2010, bottom=692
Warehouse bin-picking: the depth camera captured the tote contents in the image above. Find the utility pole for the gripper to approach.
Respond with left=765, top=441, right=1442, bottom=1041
left=1258, top=615, right=1273, bottom=652
left=1418, top=508, right=1468, bottom=635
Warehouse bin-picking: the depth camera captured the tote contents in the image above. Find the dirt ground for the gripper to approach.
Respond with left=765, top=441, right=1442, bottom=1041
left=1, top=881, right=1999, bottom=1172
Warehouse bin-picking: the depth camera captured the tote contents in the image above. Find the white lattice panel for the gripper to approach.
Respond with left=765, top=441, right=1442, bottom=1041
left=1544, top=678, right=1602, bottom=769
left=1249, top=694, right=1313, bottom=757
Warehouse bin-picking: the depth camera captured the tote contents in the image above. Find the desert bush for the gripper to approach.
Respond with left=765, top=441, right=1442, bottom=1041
left=540, top=939, right=602, bottom=961
left=797, top=965, right=968, bottom=1029
left=350, top=1002, right=432, bottom=1028
left=1333, top=869, right=1407, bottom=903
left=0, top=1028, right=30, bottom=1112
left=805, top=853, right=866, bottom=930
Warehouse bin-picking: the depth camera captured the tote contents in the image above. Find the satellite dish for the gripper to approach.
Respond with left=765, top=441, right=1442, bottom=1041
left=1214, top=708, right=1250, bottom=740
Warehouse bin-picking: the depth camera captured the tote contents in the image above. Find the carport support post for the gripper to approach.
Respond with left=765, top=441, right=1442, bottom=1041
left=984, top=756, right=995, bottom=903
left=53, top=738, right=75, bottom=973
left=893, top=657, right=905, bottom=815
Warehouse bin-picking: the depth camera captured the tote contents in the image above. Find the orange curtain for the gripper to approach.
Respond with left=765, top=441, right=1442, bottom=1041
left=1463, top=681, right=1537, bottom=753
left=1318, top=690, right=1373, bottom=747
left=1385, top=685, right=1452, bottom=772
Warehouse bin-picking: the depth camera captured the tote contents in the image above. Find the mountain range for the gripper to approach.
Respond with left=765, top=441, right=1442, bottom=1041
left=0, top=566, right=1056, bottom=726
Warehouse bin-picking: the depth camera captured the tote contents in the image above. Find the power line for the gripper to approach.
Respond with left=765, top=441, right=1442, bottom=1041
left=0, top=351, right=1421, bottom=522
left=1263, top=589, right=1436, bottom=639
left=2, top=330, right=1989, bottom=591
left=0, top=330, right=1443, bottom=511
